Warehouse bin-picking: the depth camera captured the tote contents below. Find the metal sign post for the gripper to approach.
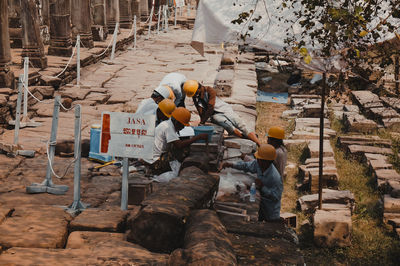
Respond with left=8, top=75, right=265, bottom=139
left=66, top=104, right=88, bottom=215
left=133, top=15, right=137, bottom=49
left=77, top=35, right=80, bottom=86
left=157, top=5, right=161, bottom=34
left=99, top=112, right=156, bottom=210
left=23, top=57, right=29, bottom=122
left=26, top=96, right=69, bottom=195
left=13, top=75, right=23, bottom=146
left=121, top=157, right=129, bottom=210
left=110, top=22, right=119, bottom=61
left=174, top=6, right=177, bottom=27
left=147, top=5, right=154, bottom=39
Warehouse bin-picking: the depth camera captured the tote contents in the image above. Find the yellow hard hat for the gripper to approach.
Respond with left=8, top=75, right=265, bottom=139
left=158, top=99, right=176, bottom=118
left=267, top=126, right=285, bottom=140
left=183, top=80, right=199, bottom=97
left=172, top=107, right=191, bottom=126
left=254, top=144, right=276, bottom=161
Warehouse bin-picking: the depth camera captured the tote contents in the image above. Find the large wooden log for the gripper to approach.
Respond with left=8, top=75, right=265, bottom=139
left=169, top=210, right=237, bottom=265
left=127, top=166, right=219, bottom=253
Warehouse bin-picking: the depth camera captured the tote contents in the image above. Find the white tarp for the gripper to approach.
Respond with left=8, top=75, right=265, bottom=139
left=191, top=0, right=398, bottom=72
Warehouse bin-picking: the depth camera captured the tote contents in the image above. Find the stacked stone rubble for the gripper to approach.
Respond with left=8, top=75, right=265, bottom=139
left=282, top=93, right=354, bottom=247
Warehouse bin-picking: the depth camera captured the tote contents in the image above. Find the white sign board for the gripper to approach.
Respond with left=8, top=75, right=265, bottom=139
left=100, top=112, right=156, bottom=160
left=175, top=0, right=185, bottom=7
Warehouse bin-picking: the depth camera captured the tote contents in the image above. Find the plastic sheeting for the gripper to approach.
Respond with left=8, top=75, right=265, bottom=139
left=191, top=0, right=398, bottom=72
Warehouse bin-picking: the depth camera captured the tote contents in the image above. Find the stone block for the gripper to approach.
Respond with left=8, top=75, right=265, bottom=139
left=343, top=104, right=359, bottom=113
left=0, top=94, right=8, bottom=106
left=383, top=212, right=400, bottom=224
left=314, top=209, right=352, bottom=247
left=0, top=206, right=69, bottom=249
left=221, top=53, right=236, bottom=65
left=224, top=138, right=256, bottom=152
left=0, top=88, right=13, bottom=95
left=347, top=145, right=393, bottom=159
left=351, top=90, right=383, bottom=109
left=69, top=209, right=129, bottom=232
left=380, top=96, right=400, bottom=112
left=337, top=135, right=391, bottom=148
left=282, top=109, right=301, bottom=119
left=66, top=231, right=124, bottom=249
left=344, top=113, right=378, bottom=133
left=307, top=140, right=334, bottom=158
left=383, top=117, right=400, bottom=131
left=302, top=104, right=327, bottom=118
left=364, top=153, right=388, bottom=163
left=295, top=117, right=330, bottom=129
left=297, top=189, right=355, bottom=213
left=388, top=181, right=400, bottom=198
left=85, top=92, right=110, bottom=103
left=214, top=69, right=234, bottom=97
left=369, top=160, right=393, bottom=171
left=367, top=107, right=400, bottom=121
left=128, top=179, right=153, bottom=205
left=321, top=203, right=352, bottom=214
left=309, top=170, right=339, bottom=193
left=384, top=194, right=400, bottom=213
left=305, top=157, right=336, bottom=167
left=35, top=86, right=55, bottom=98
left=280, top=212, right=297, bottom=228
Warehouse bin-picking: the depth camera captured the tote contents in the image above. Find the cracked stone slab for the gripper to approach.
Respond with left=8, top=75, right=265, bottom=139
left=70, top=209, right=129, bottom=232
left=0, top=205, right=70, bottom=249
left=351, top=90, right=383, bottom=109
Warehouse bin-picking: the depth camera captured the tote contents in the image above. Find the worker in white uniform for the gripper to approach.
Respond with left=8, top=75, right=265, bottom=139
left=159, top=73, right=187, bottom=107
left=135, top=85, right=175, bottom=115
left=183, top=80, right=261, bottom=146
left=144, top=107, right=208, bottom=175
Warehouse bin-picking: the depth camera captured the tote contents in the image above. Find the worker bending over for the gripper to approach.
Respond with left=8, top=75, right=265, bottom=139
left=145, top=107, right=208, bottom=175
left=156, top=99, right=176, bottom=127
left=220, top=144, right=283, bottom=222
left=159, top=73, right=187, bottom=107
left=267, top=126, right=287, bottom=180
left=135, top=85, right=175, bottom=115
left=183, top=80, right=260, bottom=146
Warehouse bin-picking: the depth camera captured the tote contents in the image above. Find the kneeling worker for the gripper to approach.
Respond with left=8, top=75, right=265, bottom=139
left=220, top=144, right=283, bottom=221
left=136, top=85, right=175, bottom=115
left=145, top=107, right=208, bottom=175
left=183, top=80, right=261, bottom=146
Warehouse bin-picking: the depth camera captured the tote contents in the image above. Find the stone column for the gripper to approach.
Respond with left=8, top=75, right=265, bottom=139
left=92, top=0, right=108, bottom=41
left=106, top=0, right=119, bottom=34
left=48, top=0, right=73, bottom=57
left=8, top=0, right=23, bottom=48
left=71, top=0, right=94, bottom=48
left=131, top=0, right=141, bottom=21
left=139, top=0, right=148, bottom=21
left=119, top=0, right=132, bottom=29
left=21, top=0, right=48, bottom=69
left=41, top=0, right=50, bottom=27
left=0, top=0, right=14, bottom=88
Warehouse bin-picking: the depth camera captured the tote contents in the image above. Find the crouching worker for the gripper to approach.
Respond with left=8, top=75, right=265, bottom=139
left=156, top=99, right=176, bottom=127
left=219, top=144, right=283, bottom=222
left=144, top=107, right=208, bottom=175
left=183, top=80, right=261, bottom=146
left=135, top=85, right=175, bottom=115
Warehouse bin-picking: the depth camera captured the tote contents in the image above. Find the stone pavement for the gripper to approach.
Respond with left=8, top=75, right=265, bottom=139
left=0, top=23, right=303, bottom=264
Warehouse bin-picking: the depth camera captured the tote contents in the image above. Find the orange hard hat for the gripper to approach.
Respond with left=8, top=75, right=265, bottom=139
left=267, top=126, right=285, bottom=140
left=171, top=107, right=191, bottom=126
left=254, top=144, right=276, bottom=161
